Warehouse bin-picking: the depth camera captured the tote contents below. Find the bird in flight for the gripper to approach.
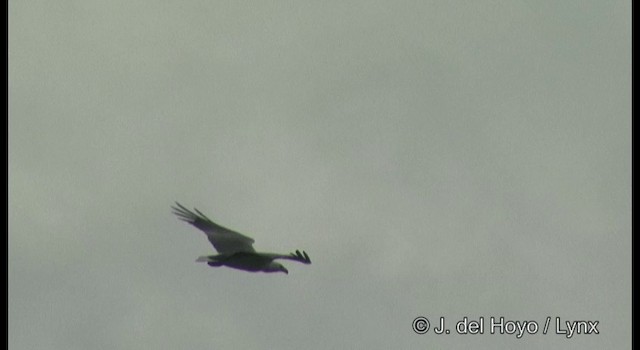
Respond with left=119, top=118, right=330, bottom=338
left=171, top=202, right=311, bottom=274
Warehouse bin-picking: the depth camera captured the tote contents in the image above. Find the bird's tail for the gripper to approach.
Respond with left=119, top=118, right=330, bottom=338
left=196, top=253, right=231, bottom=264
left=196, top=255, right=213, bottom=263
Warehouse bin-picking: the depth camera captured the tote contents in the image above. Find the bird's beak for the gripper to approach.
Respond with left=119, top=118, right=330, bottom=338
left=282, top=267, right=289, bottom=274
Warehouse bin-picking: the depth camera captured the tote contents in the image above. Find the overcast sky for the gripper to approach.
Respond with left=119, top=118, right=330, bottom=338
left=9, top=1, right=630, bottom=349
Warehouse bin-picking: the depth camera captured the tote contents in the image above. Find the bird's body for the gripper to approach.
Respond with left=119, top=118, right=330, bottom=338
left=198, top=252, right=289, bottom=272
left=172, top=202, right=311, bottom=274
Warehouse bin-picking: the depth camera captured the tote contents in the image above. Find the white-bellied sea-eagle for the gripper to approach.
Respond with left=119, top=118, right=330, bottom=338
left=172, top=202, right=311, bottom=274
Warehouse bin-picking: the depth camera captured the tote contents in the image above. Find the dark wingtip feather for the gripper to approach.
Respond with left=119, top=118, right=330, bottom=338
left=171, top=202, right=197, bottom=223
left=291, top=250, right=311, bottom=264
left=193, top=208, right=213, bottom=222
left=173, top=202, right=188, bottom=211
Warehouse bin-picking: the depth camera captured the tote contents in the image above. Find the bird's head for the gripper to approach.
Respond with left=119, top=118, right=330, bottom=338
left=265, top=262, right=288, bottom=274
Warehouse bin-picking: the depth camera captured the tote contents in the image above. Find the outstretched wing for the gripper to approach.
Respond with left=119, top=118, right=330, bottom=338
left=172, top=202, right=255, bottom=253
left=265, top=250, right=312, bottom=265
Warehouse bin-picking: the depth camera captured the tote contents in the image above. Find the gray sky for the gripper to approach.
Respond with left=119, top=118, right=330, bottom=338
left=9, top=1, right=630, bottom=349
